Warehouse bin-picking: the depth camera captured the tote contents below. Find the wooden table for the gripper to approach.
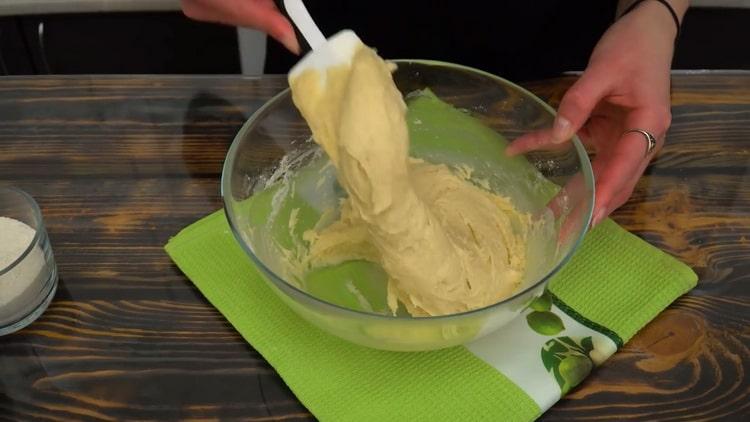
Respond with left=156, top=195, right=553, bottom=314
left=0, top=73, right=748, bottom=421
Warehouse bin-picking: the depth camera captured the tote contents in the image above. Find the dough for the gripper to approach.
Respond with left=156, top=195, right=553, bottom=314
left=289, top=32, right=531, bottom=316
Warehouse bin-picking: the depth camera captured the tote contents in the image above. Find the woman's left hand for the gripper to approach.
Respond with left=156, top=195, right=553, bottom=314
left=507, top=0, right=687, bottom=226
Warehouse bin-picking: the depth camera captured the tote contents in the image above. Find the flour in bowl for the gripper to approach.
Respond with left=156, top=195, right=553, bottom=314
left=0, top=216, right=45, bottom=318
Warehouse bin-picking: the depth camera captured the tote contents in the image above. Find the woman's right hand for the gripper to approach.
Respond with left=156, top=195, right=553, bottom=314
left=181, top=0, right=300, bottom=53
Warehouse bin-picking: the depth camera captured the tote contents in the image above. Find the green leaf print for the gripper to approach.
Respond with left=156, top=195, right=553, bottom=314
left=527, top=311, right=565, bottom=335
left=580, top=336, right=594, bottom=355
left=529, top=290, right=552, bottom=312
left=541, top=345, right=561, bottom=372
left=558, top=336, right=587, bottom=354
left=545, top=338, right=568, bottom=356
left=541, top=339, right=566, bottom=388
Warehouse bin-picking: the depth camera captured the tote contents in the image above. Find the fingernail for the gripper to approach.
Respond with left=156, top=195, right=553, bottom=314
left=552, top=116, right=571, bottom=144
left=280, top=33, right=301, bottom=55
left=591, top=209, right=606, bottom=228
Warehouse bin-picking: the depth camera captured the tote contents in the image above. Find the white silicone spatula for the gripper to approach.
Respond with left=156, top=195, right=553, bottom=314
left=281, top=0, right=363, bottom=79
left=283, top=0, right=327, bottom=51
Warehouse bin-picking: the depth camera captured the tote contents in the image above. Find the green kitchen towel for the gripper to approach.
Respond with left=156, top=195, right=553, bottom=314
left=165, top=210, right=697, bottom=421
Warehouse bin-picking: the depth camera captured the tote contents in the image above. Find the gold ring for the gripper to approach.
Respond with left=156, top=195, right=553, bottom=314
left=622, top=129, right=657, bottom=158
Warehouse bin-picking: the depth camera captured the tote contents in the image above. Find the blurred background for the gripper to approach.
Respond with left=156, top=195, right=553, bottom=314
left=0, top=0, right=747, bottom=80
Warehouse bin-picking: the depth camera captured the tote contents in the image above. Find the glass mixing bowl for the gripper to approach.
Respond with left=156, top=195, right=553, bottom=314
left=222, top=60, right=594, bottom=351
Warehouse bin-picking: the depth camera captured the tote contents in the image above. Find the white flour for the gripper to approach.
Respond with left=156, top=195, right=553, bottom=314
left=0, top=216, right=46, bottom=318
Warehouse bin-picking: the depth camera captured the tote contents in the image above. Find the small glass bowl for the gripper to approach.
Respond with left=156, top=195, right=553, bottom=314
left=0, top=187, right=58, bottom=336
left=222, top=61, right=594, bottom=351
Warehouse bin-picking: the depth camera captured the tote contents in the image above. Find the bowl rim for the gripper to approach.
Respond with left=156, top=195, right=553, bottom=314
left=221, top=59, right=595, bottom=320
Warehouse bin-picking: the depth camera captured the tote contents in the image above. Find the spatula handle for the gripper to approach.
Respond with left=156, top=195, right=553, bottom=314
left=275, top=0, right=328, bottom=54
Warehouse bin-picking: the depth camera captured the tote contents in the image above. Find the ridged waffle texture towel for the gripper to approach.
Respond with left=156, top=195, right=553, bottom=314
left=165, top=211, right=697, bottom=421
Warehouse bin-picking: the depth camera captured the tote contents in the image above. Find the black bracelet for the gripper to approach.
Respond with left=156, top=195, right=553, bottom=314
left=620, top=0, right=681, bottom=42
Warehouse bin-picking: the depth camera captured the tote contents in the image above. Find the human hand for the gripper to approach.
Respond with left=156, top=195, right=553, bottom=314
left=181, top=0, right=300, bottom=53
left=508, top=1, right=685, bottom=227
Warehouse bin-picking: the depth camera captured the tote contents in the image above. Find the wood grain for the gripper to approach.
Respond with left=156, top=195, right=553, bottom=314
left=0, top=74, right=748, bottom=421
